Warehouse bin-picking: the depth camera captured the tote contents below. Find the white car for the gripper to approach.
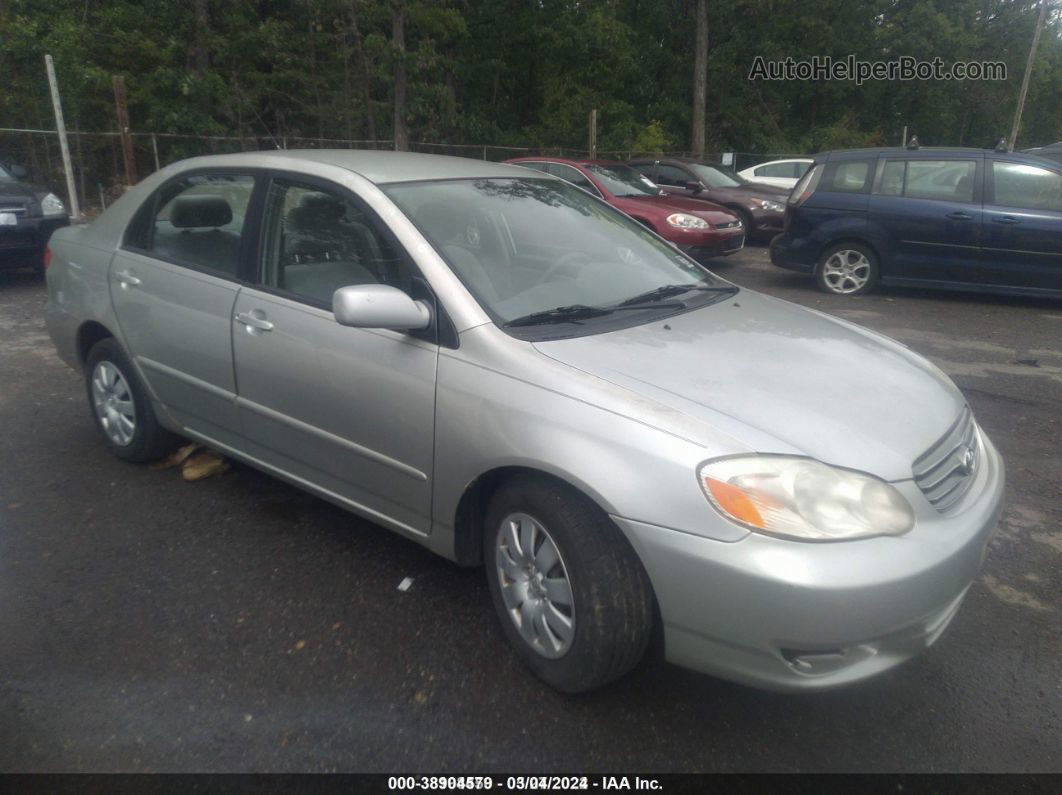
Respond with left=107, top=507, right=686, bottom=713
left=738, top=158, right=813, bottom=189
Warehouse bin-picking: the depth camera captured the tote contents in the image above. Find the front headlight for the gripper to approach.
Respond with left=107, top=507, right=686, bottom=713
left=40, top=193, right=66, bottom=216
left=757, top=199, right=785, bottom=213
left=666, top=213, right=710, bottom=229
left=698, top=456, right=914, bottom=541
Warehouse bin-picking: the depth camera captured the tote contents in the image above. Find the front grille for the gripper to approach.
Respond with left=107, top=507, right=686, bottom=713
left=913, top=406, right=980, bottom=513
left=0, top=203, right=28, bottom=216
left=717, top=220, right=741, bottom=229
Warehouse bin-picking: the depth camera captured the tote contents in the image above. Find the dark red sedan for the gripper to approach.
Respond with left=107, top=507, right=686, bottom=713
left=505, top=157, right=745, bottom=262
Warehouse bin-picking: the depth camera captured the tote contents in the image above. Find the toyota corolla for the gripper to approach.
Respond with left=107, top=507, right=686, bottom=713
left=45, top=151, right=1004, bottom=693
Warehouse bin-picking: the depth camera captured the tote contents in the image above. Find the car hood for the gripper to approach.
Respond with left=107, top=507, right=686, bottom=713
left=708, top=184, right=788, bottom=201
left=532, top=290, right=964, bottom=481
left=617, top=194, right=736, bottom=223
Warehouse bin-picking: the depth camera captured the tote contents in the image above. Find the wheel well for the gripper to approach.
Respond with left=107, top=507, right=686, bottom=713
left=452, top=466, right=606, bottom=566
left=76, top=321, right=114, bottom=368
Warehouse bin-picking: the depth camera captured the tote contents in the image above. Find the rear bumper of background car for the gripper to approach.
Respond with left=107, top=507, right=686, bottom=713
left=769, top=232, right=817, bottom=273
left=612, top=429, right=1005, bottom=692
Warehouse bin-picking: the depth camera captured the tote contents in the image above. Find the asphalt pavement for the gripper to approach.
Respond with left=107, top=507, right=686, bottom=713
left=1, top=247, right=1059, bottom=773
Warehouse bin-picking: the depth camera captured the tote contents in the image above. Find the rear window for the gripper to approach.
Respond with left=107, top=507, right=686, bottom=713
left=820, top=160, right=873, bottom=193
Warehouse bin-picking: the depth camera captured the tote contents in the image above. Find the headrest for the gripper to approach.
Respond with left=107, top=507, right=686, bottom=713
left=170, top=195, right=233, bottom=229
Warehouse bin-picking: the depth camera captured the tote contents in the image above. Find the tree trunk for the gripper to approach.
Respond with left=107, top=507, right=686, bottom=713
left=392, top=4, right=409, bottom=152
left=349, top=2, right=377, bottom=145
left=691, top=0, right=708, bottom=157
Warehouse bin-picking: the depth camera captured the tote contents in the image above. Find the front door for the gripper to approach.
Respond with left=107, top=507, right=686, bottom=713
left=108, top=172, right=257, bottom=450
left=232, top=175, right=438, bottom=536
left=981, top=159, right=1062, bottom=291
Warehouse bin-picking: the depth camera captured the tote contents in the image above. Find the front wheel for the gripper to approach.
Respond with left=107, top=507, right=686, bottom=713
left=816, top=243, right=880, bottom=295
left=483, top=475, right=654, bottom=693
left=85, top=338, right=177, bottom=462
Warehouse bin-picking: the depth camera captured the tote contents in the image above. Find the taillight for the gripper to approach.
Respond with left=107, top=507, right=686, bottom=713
left=43, top=245, right=52, bottom=270
left=789, top=163, right=823, bottom=207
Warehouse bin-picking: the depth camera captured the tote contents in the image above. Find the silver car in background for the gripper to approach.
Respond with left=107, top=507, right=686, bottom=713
left=45, top=151, right=1004, bottom=693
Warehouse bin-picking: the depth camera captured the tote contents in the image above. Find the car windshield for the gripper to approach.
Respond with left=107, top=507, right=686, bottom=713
left=583, top=164, right=661, bottom=197
left=0, top=164, right=14, bottom=181
left=691, top=164, right=747, bottom=188
left=384, top=177, right=728, bottom=330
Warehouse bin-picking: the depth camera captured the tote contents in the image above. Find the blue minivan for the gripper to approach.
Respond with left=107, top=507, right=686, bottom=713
left=769, top=146, right=1062, bottom=297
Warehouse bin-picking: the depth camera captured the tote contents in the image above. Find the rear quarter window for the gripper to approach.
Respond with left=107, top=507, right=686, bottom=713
left=820, top=160, right=874, bottom=193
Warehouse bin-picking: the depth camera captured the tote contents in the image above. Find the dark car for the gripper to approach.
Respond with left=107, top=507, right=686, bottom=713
left=505, top=157, right=745, bottom=262
left=628, top=158, right=789, bottom=240
left=0, top=162, right=70, bottom=274
left=769, top=146, right=1062, bottom=297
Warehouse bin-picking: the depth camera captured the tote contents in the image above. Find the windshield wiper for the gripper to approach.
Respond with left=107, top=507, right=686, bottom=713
left=615, top=283, right=737, bottom=307
left=504, top=304, right=615, bottom=328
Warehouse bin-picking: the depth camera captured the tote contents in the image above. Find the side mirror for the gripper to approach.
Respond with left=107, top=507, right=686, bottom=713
left=684, top=180, right=702, bottom=194
left=9, top=164, right=27, bottom=179
left=333, top=284, right=431, bottom=331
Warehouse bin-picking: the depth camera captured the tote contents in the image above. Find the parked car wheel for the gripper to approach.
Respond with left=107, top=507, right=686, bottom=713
left=85, top=338, right=176, bottom=462
left=816, top=243, right=879, bottom=295
left=483, top=475, right=654, bottom=693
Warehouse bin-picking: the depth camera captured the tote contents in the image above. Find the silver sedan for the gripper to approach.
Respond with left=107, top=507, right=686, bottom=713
left=45, top=151, right=1004, bottom=693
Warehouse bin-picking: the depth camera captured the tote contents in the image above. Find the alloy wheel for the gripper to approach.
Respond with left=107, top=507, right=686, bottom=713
left=495, top=512, right=576, bottom=659
left=91, top=360, right=136, bottom=446
left=821, top=249, right=872, bottom=294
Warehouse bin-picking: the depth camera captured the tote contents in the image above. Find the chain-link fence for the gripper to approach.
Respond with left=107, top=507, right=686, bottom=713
left=0, top=127, right=805, bottom=217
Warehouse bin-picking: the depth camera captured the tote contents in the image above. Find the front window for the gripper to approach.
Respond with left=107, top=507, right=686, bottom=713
left=691, top=164, right=746, bottom=188
left=583, top=164, right=661, bottom=197
left=384, top=178, right=733, bottom=335
left=992, top=161, right=1062, bottom=212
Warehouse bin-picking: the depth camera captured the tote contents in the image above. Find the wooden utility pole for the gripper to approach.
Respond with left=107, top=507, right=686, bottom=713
left=112, top=75, right=138, bottom=186
left=691, top=0, right=708, bottom=158
left=1009, top=0, right=1049, bottom=151
left=44, top=55, right=80, bottom=220
left=589, top=109, right=598, bottom=159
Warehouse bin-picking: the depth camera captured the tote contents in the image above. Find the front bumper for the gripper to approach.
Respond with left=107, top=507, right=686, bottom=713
left=613, top=429, right=1005, bottom=692
left=680, top=230, right=745, bottom=262
left=0, top=215, right=68, bottom=268
left=748, top=207, right=785, bottom=236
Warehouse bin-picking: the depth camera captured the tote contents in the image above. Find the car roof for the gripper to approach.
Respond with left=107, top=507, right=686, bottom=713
left=177, top=149, right=537, bottom=184
left=509, top=156, right=627, bottom=167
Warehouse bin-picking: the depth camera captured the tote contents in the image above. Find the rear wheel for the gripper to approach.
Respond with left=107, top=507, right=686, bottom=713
left=816, top=243, right=879, bottom=295
left=483, top=475, right=654, bottom=693
left=85, top=338, right=177, bottom=462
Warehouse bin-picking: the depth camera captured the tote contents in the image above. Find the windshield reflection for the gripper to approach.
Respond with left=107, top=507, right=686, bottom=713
left=384, top=177, right=724, bottom=329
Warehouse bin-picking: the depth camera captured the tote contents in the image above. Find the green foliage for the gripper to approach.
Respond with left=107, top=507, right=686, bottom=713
left=2, top=0, right=1061, bottom=171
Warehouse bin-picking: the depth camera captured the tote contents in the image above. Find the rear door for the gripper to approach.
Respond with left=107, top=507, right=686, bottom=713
left=109, top=171, right=258, bottom=450
left=981, top=159, right=1062, bottom=291
left=231, top=174, right=438, bottom=536
left=868, top=156, right=982, bottom=284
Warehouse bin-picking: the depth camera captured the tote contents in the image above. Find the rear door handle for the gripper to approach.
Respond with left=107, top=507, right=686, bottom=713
left=235, top=311, right=274, bottom=332
left=114, top=270, right=141, bottom=288
left=945, top=211, right=973, bottom=221
left=991, top=215, right=1020, bottom=225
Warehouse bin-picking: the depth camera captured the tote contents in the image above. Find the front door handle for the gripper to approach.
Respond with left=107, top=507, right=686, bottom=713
left=115, top=270, right=141, bottom=289
left=235, top=311, right=275, bottom=332
left=991, top=215, right=1020, bottom=225
left=946, top=211, right=973, bottom=221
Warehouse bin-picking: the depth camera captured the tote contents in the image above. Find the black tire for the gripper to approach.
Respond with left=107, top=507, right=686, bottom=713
left=84, top=338, right=177, bottom=463
left=815, top=242, right=880, bottom=296
left=483, top=475, right=655, bottom=693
